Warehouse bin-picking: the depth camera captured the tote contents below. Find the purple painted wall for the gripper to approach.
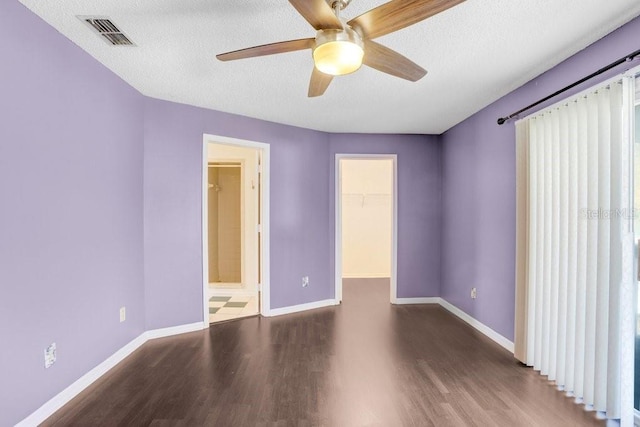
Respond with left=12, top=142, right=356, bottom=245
left=2, top=3, right=444, bottom=419
left=143, top=102, right=443, bottom=328
left=329, top=134, right=442, bottom=298
left=143, top=99, right=331, bottom=329
left=441, top=15, right=640, bottom=341
left=9, top=0, right=640, bottom=422
left=0, top=2, right=145, bottom=426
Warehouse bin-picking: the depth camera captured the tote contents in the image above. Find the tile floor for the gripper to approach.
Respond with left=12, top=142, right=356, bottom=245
left=208, top=295, right=258, bottom=323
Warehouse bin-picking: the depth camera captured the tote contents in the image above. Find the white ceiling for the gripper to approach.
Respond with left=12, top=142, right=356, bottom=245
left=19, top=0, right=640, bottom=134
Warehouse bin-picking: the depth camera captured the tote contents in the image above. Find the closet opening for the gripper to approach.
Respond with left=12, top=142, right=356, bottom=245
left=335, top=155, right=397, bottom=304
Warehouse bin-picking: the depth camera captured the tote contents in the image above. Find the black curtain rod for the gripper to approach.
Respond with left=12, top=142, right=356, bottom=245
left=497, top=48, right=640, bottom=125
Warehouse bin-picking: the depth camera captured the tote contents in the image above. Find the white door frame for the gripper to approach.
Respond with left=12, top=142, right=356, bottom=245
left=335, top=154, right=398, bottom=303
left=202, top=134, right=271, bottom=327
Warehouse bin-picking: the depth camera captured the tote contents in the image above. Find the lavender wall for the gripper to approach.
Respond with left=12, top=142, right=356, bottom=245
left=143, top=101, right=444, bottom=329
left=441, top=15, right=640, bottom=341
left=12, top=1, right=637, bottom=424
left=0, top=2, right=145, bottom=426
left=2, top=3, right=444, bottom=419
left=143, top=99, right=331, bottom=329
left=329, top=134, right=442, bottom=298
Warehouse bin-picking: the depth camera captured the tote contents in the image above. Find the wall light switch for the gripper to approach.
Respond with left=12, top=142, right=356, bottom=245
left=120, top=306, right=126, bottom=322
left=302, top=276, right=309, bottom=288
left=470, top=288, right=477, bottom=299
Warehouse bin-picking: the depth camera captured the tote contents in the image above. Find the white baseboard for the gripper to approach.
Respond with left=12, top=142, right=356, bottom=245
left=439, top=298, right=514, bottom=353
left=394, top=297, right=440, bottom=305
left=266, top=299, right=337, bottom=317
left=17, top=322, right=207, bottom=427
left=19, top=298, right=517, bottom=426
left=144, top=322, right=205, bottom=340
left=390, top=297, right=513, bottom=353
left=15, top=333, right=147, bottom=427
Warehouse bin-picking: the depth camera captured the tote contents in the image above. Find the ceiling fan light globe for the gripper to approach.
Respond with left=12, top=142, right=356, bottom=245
left=313, top=41, right=363, bottom=75
left=313, top=28, right=364, bottom=76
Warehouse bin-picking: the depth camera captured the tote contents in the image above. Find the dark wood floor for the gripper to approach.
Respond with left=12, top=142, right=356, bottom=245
left=43, top=279, right=604, bottom=426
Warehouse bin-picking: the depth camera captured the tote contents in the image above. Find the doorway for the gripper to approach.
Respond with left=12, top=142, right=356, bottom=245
left=335, top=155, right=397, bottom=303
left=208, top=162, right=242, bottom=284
left=202, top=135, right=270, bottom=324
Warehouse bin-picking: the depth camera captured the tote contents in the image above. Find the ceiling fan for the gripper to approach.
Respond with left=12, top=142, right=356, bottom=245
left=216, top=0, right=466, bottom=97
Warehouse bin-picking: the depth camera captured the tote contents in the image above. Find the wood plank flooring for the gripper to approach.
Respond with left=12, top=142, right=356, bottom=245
left=42, top=278, right=604, bottom=426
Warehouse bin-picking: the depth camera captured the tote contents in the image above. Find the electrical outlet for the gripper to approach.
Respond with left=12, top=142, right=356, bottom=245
left=119, top=306, right=126, bottom=322
left=302, top=276, right=309, bottom=288
left=44, top=343, right=56, bottom=369
left=470, top=287, right=477, bottom=299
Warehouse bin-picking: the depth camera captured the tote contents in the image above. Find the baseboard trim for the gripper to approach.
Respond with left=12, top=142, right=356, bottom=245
left=144, top=322, right=205, bottom=340
left=17, top=322, right=207, bottom=427
left=439, top=298, right=515, bottom=353
left=391, top=297, right=514, bottom=353
left=394, top=297, right=440, bottom=305
left=634, top=409, right=640, bottom=426
left=15, top=333, right=147, bottom=427
left=266, top=299, right=337, bottom=317
left=19, top=298, right=517, bottom=426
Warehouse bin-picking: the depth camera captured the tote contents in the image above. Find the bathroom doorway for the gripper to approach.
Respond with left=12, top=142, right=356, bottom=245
left=202, top=135, right=270, bottom=324
left=208, top=162, right=243, bottom=285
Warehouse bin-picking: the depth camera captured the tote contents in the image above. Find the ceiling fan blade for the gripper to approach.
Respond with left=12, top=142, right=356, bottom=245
left=289, top=0, right=343, bottom=30
left=348, top=0, right=466, bottom=40
left=217, top=38, right=315, bottom=61
left=308, top=67, right=333, bottom=97
left=363, top=40, right=427, bottom=82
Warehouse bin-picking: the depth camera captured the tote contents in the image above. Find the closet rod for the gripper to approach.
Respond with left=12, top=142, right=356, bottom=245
left=497, top=47, right=640, bottom=125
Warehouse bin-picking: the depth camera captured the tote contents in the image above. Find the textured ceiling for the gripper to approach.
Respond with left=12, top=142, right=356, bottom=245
left=19, top=0, right=640, bottom=134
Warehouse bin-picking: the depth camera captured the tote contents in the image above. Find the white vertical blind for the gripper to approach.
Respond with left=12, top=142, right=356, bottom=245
left=583, top=91, right=598, bottom=406
left=594, top=87, right=611, bottom=411
left=565, top=100, right=578, bottom=394
left=514, top=78, right=633, bottom=422
left=527, top=120, right=537, bottom=364
left=556, top=106, right=569, bottom=388
left=549, top=109, right=560, bottom=382
left=606, top=79, right=624, bottom=415
left=574, top=96, right=588, bottom=401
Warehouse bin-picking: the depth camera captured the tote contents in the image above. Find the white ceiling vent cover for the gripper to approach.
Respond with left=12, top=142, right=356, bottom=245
left=80, top=17, right=134, bottom=46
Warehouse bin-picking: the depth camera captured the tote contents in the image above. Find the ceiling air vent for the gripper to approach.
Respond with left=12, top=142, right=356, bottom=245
left=81, top=17, right=135, bottom=46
